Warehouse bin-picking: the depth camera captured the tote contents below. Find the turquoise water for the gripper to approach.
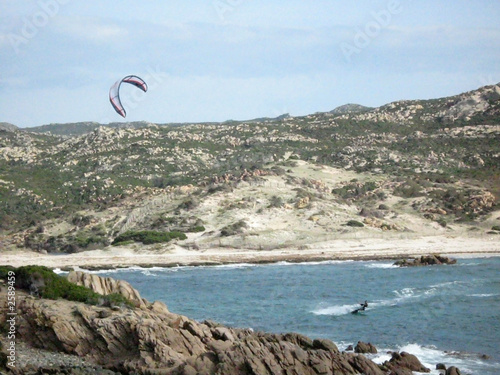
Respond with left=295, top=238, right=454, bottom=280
left=94, top=257, right=500, bottom=375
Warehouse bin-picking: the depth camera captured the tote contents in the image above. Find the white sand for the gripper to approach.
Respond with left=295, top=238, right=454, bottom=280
left=2, top=235, right=499, bottom=270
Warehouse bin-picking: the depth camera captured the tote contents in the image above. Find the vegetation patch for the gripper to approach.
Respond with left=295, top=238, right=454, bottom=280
left=220, top=220, right=248, bottom=237
left=268, top=195, right=284, bottom=208
left=187, top=225, right=205, bottom=233
left=393, top=180, right=424, bottom=198
left=112, top=230, right=187, bottom=245
left=0, top=265, right=132, bottom=307
left=332, top=181, right=379, bottom=200
left=177, top=198, right=199, bottom=211
left=346, top=220, right=364, bottom=227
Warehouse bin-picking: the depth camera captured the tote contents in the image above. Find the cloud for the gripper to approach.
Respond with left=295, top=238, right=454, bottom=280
left=0, top=33, right=8, bottom=48
left=54, top=16, right=129, bottom=43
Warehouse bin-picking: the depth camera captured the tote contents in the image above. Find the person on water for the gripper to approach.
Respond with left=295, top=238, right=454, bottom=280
left=351, top=301, right=368, bottom=314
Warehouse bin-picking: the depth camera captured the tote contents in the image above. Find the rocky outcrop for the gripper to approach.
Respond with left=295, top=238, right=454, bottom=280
left=446, top=366, right=462, bottom=375
left=354, top=341, right=377, bottom=354
left=67, top=271, right=149, bottom=309
left=381, top=351, right=430, bottom=374
left=10, top=291, right=386, bottom=375
left=436, top=363, right=447, bottom=370
left=394, top=255, right=457, bottom=267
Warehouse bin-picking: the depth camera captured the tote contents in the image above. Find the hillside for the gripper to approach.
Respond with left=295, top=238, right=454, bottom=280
left=0, top=83, right=499, bottom=255
left=24, top=121, right=159, bottom=137
left=0, top=122, right=18, bottom=132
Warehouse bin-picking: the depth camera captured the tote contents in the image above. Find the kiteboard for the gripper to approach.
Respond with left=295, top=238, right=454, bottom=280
left=350, top=308, right=367, bottom=315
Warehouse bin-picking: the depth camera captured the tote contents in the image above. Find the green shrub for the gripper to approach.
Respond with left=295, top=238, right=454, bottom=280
left=437, top=219, right=447, bottom=228
left=75, top=233, right=104, bottom=248
left=332, top=181, right=378, bottom=200
left=0, top=265, right=16, bottom=279
left=268, top=195, right=284, bottom=208
left=177, top=198, right=198, bottom=211
left=11, top=266, right=132, bottom=307
left=71, top=214, right=93, bottom=227
left=346, top=220, right=364, bottom=227
left=112, top=239, right=134, bottom=246
left=220, top=220, right=247, bottom=236
left=492, top=225, right=500, bottom=231
left=394, top=180, right=423, bottom=198
left=187, top=225, right=206, bottom=233
left=294, top=188, right=315, bottom=200
left=112, top=230, right=187, bottom=245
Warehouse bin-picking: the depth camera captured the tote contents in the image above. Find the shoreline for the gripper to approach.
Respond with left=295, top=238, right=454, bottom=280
left=2, top=235, right=499, bottom=270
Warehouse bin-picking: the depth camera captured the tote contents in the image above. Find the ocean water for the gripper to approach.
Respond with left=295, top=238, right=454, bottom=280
left=94, top=257, right=500, bottom=375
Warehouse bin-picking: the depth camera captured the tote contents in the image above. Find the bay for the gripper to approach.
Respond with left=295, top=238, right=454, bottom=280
left=96, top=257, right=500, bottom=375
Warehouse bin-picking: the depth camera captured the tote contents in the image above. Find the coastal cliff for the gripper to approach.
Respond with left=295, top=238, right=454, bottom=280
left=0, top=269, right=433, bottom=375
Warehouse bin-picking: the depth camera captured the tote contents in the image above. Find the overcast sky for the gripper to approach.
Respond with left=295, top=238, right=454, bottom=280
left=1, top=0, right=499, bottom=128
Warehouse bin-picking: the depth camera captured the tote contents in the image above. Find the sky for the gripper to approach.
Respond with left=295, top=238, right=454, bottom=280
left=1, top=0, right=499, bottom=128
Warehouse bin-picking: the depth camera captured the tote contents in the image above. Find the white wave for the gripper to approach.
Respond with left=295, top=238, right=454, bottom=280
left=312, top=303, right=360, bottom=316
left=210, top=263, right=258, bottom=269
left=392, top=287, right=419, bottom=300
left=364, top=262, right=398, bottom=269
left=468, top=293, right=497, bottom=298
left=429, top=280, right=467, bottom=289
left=299, top=260, right=354, bottom=266
left=140, top=269, right=158, bottom=276
left=52, top=268, right=66, bottom=274
left=371, top=343, right=500, bottom=375
left=370, top=287, right=431, bottom=309
left=267, top=260, right=353, bottom=267
left=86, top=265, right=179, bottom=275
left=312, top=287, right=425, bottom=316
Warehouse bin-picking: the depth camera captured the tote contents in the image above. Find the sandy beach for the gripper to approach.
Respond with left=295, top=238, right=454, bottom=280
left=2, top=235, right=499, bottom=270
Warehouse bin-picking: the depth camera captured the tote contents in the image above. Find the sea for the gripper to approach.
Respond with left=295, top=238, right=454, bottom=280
left=80, top=256, right=500, bottom=375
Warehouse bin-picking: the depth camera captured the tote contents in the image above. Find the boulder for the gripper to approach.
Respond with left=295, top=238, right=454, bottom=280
left=355, top=341, right=377, bottom=354
left=313, top=338, right=339, bottom=352
left=382, top=351, right=430, bottom=374
left=446, top=366, right=462, bottom=375
left=436, top=363, right=447, bottom=370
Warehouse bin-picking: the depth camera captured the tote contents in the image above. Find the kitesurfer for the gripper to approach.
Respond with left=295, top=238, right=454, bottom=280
left=351, top=300, right=368, bottom=314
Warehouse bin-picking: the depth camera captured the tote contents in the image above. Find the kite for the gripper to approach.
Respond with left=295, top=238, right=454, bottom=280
left=109, top=75, right=148, bottom=118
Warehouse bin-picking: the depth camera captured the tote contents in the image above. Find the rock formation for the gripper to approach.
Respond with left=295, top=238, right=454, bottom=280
left=67, top=270, right=149, bottom=308
left=381, top=351, right=431, bottom=374
left=446, top=366, right=462, bottom=375
left=354, top=341, right=377, bottom=354
left=394, top=255, right=457, bottom=267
